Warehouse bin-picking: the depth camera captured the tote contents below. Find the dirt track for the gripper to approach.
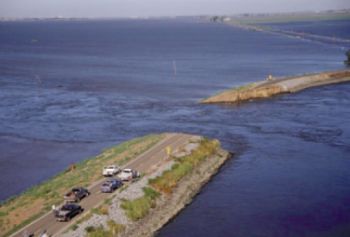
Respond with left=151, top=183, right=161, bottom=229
left=11, top=133, right=193, bottom=237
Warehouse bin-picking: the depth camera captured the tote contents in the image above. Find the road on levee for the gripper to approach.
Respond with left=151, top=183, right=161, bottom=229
left=12, top=133, right=194, bottom=237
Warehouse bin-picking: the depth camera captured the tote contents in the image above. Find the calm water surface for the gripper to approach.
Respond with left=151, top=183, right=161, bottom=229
left=0, top=18, right=349, bottom=236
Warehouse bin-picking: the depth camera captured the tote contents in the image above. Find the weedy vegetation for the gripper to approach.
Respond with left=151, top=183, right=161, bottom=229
left=85, top=220, right=125, bottom=237
left=121, top=187, right=160, bottom=221
left=149, top=139, right=220, bottom=194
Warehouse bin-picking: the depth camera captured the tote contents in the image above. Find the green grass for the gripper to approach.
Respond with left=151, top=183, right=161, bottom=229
left=149, top=139, right=220, bottom=194
left=91, top=205, right=109, bottom=216
left=85, top=220, right=125, bottom=237
left=121, top=187, right=160, bottom=221
left=85, top=226, right=109, bottom=237
left=0, top=134, right=164, bottom=237
left=71, top=211, right=93, bottom=229
left=70, top=224, right=79, bottom=231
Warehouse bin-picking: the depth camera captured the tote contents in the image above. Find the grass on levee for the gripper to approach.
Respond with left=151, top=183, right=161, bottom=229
left=85, top=220, right=125, bottom=237
left=121, top=187, right=160, bottom=221
left=0, top=133, right=164, bottom=237
left=149, top=138, right=220, bottom=194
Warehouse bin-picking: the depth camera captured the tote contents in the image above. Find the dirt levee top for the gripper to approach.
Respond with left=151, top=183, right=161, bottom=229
left=202, top=69, right=350, bottom=104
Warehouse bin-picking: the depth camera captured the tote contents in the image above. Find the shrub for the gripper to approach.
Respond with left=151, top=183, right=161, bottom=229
left=121, top=187, right=160, bottom=221
left=85, top=226, right=96, bottom=233
left=71, top=224, right=79, bottom=231
left=86, top=226, right=109, bottom=237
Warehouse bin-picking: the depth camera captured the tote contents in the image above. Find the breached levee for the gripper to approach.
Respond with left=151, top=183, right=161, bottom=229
left=52, top=135, right=231, bottom=237
left=201, top=69, right=350, bottom=104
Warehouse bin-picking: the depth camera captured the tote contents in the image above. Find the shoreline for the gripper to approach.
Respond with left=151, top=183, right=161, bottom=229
left=121, top=148, right=231, bottom=237
left=2, top=134, right=165, bottom=237
left=4, top=134, right=231, bottom=237
left=201, top=69, right=350, bottom=104
left=59, top=136, right=231, bottom=237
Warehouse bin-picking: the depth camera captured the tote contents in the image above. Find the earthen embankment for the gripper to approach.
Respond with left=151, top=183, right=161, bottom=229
left=202, top=70, right=350, bottom=104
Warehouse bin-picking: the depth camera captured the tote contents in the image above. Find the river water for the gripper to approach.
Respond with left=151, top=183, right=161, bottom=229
left=0, top=18, right=349, bottom=236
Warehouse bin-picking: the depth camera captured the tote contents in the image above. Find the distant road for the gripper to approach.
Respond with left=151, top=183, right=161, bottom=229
left=11, top=133, right=194, bottom=237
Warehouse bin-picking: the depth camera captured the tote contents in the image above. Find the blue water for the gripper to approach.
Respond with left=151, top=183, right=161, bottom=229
left=0, top=18, right=349, bottom=236
left=265, top=19, right=350, bottom=40
left=260, top=19, right=350, bottom=49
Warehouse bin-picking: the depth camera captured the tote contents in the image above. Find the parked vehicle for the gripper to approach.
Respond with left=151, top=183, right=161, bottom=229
left=64, top=187, right=90, bottom=203
left=100, top=178, right=123, bottom=193
left=102, top=165, right=120, bottom=176
left=117, top=168, right=140, bottom=181
left=55, top=203, right=83, bottom=221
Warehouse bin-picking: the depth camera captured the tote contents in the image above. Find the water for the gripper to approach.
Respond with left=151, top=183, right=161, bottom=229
left=0, top=18, right=349, bottom=236
left=260, top=19, right=350, bottom=49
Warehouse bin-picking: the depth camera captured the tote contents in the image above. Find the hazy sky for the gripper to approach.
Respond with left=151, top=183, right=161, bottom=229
left=1, top=0, right=349, bottom=18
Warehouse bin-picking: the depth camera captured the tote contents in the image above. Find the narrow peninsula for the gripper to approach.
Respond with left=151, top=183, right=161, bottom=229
left=202, top=69, right=350, bottom=104
left=3, top=133, right=231, bottom=237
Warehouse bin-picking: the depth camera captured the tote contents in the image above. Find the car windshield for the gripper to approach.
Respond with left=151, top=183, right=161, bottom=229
left=123, top=170, right=132, bottom=173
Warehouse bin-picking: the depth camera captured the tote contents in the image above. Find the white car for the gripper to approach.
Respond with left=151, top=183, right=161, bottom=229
left=102, top=165, right=120, bottom=176
left=117, top=168, right=140, bottom=181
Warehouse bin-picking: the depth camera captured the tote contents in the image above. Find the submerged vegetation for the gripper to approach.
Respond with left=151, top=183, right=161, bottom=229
left=149, top=139, right=220, bottom=194
left=0, top=134, right=163, bottom=237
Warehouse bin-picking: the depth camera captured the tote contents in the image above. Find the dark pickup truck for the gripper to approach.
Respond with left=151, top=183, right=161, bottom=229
left=64, top=187, right=90, bottom=203
left=55, top=203, right=83, bottom=221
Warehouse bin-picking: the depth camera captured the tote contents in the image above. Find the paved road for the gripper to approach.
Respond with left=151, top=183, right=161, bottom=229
left=12, top=133, right=193, bottom=237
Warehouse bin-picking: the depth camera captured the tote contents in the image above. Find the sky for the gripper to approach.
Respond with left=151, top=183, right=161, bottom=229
left=0, top=0, right=349, bottom=18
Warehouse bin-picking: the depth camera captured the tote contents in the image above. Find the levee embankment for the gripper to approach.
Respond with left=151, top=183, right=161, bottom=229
left=49, top=135, right=231, bottom=237
left=202, top=69, right=350, bottom=104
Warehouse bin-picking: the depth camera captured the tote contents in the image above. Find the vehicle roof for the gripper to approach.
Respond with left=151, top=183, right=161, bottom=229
left=122, top=168, right=132, bottom=172
left=62, top=203, right=79, bottom=208
left=105, top=178, right=121, bottom=183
